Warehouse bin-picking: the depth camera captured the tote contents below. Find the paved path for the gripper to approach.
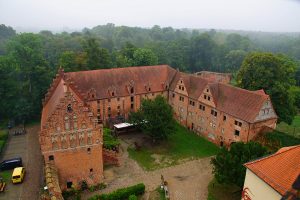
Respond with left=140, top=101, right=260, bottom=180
left=0, top=125, right=43, bottom=200
left=83, top=139, right=213, bottom=200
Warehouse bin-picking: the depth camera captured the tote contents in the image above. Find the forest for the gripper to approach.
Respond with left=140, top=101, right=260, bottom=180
left=0, top=23, right=299, bottom=125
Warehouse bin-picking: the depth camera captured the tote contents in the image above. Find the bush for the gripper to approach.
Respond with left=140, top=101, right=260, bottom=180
left=88, top=183, right=145, bottom=200
left=103, top=128, right=120, bottom=150
left=80, top=180, right=88, bottom=191
left=128, top=194, right=138, bottom=200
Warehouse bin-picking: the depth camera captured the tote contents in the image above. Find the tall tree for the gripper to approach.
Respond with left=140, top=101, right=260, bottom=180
left=6, top=33, right=51, bottom=122
left=190, top=33, right=216, bottom=72
left=129, top=95, right=175, bottom=142
left=237, top=52, right=297, bottom=124
left=211, top=142, right=267, bottom=188
left=82, top=37, right=112, bottom=69
left=133, top=48, right=158, bottom=66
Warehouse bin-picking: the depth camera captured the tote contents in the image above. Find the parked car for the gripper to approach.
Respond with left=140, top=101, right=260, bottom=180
left=0, top=157, right=23, bottom=171
left=11, top=167, right=25, bottom=184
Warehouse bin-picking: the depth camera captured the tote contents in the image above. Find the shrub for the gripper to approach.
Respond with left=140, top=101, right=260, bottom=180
left=103, top=128, right=120, bottom=150
left=128, top=194, right=138, bottom=200
left=88, top=183, right=145, bottom=200
left=80, top=180, right=88, bottom=191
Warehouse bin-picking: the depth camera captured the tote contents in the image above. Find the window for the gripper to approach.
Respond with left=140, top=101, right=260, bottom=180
left=108, top=107, right=111, bottom=112
left=97, top=108, right=100, bottom=112
left=206, top=89, right=209, bottom=92
left=108, top=113, right=111, bottom=118
left=234, top=120, right=242, bottom=127
left=67, top=104, right=73, bottom=113
left=131, top=96, right=134, bottom=102
left=208, top=96, right=211, bottom=101
left=223, top=115, right=227, bottom=121
left=179, top=96, right=184, bottom=102
left=108, top=99, right=111, bottom=102
left=97, top=116, right=101, bottom=124
left=112, top=92, right=114, bottom=96
left=130, top=87, right=134, bottom=94
left=117, top=105, right=120, bottom=109
left=189, top=100, right=195, bottom=106
left=49, top=155, right=54, bottom=161
left=204, top=95, right=207, bottom=99
left=152, top=93, right=154, bottom=96
left=179, top=85, right=182, bottom=90
left=234, top=130, right=240, bottom=136
left=90, top=168, right=93, bottom=172
left=67, top=181, right=73, bottom=189
left=172, top=93, right=175, bottom=98
left=87, top=147, right=91, bottom=152
left=182, top=86, right=184, bottom=91
left=131, top=104, right=134, bottom=109
left=211, top=109, right=217, bottom=117
left=199, top=104, right=205, bottom=111
left=97, top=100, right=100, bottom=104
left=117, top=97, right=120, bottom=101
left=148, top=87, right=151, bottom=92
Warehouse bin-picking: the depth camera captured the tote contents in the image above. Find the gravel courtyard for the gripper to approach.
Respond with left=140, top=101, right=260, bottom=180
left=83, top=135, right=214, bottom=200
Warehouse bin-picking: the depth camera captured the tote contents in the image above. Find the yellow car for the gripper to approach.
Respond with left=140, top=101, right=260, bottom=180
left=12, top=167, right=25, bottom=184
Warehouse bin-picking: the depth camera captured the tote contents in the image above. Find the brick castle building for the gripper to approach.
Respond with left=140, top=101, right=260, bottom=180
left=40, top=65, right=277, bottom=189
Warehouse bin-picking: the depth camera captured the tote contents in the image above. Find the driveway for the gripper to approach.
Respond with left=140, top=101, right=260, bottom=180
left=0, top=125, right=43, bottom=200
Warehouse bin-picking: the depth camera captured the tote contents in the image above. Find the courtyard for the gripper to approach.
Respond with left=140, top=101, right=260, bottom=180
left=83, top=125, right=219, bottom=200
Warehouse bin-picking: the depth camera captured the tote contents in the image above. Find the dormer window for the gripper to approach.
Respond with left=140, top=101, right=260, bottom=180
left=148, top=87, right=151, bottom=92
left=112, top=92, right=114, bottom=96
left=130, top=87, right=134, bottom=94
left=207, top=89, right=209, bottom=92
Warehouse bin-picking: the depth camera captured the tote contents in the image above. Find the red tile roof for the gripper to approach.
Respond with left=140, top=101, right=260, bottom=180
left=244, top=145, right=300, bottom=195
left=65, top=65, right=177, bottom=99
left=41, top=65, right=277, bottom=126
left=209, top=83, right=275, bottom=123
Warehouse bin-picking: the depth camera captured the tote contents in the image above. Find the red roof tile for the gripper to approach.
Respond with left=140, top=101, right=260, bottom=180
left=209, top=83, right=275, bottom=123
left=244, top=145, right=300, bottom=195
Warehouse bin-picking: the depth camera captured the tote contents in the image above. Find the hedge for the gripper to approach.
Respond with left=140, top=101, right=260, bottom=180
left=128, top=195, right=138, bottom=200
left=88, top=183, right=145, bottom=200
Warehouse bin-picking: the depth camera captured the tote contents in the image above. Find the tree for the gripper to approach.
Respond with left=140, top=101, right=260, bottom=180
left=224, top=50, right=247, bottom=72
left=82, top=37, right=112, bottom=69
left=5, top=33, right=51, bottom=122
left=133, top=48, right=158, bottom=66
left=129, top=95, right=175, bottom=142
left=237, top=52, right=297, bottom=124
left=59, top=51, right=77, bottom=72
left=190, top=33, right=216, bottom=72
left=211, top=142, right=267, bottom=188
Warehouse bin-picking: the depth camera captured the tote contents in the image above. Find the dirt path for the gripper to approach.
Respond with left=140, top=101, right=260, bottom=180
left=83, top=139, right=213, bottom=200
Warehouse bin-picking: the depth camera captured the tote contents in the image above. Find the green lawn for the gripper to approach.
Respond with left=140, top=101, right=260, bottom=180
left=207, top=179, right=241, bottom=200
left=128, top=123, right=219, bottom=170
left=0, top=170, right=12, bottom=182
left=276, top=115, right=300, bottom=137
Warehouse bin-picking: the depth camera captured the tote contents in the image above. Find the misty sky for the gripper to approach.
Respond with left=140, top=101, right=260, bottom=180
left=0, top=0, right=300, bottom=32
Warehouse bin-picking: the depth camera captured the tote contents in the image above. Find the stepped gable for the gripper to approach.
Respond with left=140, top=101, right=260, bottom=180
left=41, top=69, right=87, bottom=130
left=64, top=65, right=177, bottom=100
left=169, top=72, right=210, bottom=99
left=209, top=83, right=272, bottom=123
left=244, top=145, right=300, bottom=195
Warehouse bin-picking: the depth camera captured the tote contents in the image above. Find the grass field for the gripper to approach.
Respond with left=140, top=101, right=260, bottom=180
left=276, top=115, right=300, bottom=137
left=128, top=123, right=219, bottom=170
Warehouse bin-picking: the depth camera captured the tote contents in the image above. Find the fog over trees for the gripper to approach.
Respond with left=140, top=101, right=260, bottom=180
left=0, top=23, right=299, bottom=124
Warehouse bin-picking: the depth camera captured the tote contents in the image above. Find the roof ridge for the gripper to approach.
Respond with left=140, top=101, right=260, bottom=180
left=65, top=64, right=170, bottom=74
left=244, top=145, right=300, bottom=167
left=218, top=82, right=270, bottom=98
